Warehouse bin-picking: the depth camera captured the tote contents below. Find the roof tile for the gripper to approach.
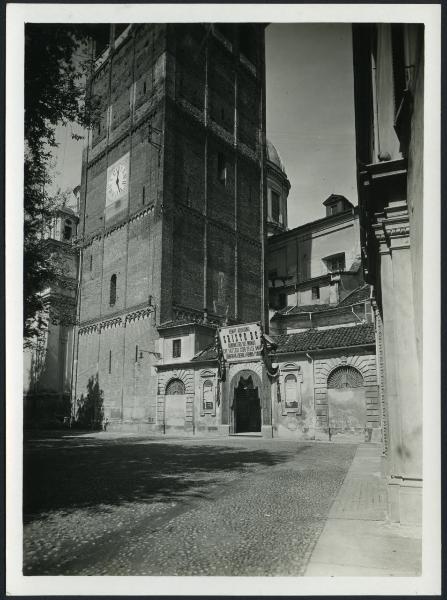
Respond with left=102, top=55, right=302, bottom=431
left=192, top=323, right=375, bottom=362
left=272, top=324, right=375, bottom=354
left=338, top=284, right=370, bottom=306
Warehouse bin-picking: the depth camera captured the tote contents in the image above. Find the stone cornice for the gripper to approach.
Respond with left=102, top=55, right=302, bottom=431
left=372, top=203, right=411, bottom=251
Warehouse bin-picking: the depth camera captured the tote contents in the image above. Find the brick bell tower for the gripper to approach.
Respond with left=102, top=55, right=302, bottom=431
left=72, top=23, right=267, bottom=430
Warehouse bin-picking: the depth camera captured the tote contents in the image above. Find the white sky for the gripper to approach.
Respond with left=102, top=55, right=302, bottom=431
left=51, top=23, right=358, bottom=228
left=266, top=23, right=357, bottom=226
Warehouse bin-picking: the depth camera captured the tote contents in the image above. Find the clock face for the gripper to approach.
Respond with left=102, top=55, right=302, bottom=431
left=105, top=153, right=130, bottom=221
left=106, top=153, right=129, bottom=207
left=107, top=163, right=128, bottom=199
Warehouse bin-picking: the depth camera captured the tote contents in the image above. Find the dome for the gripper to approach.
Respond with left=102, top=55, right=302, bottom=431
left=266, top=139, right=286, bottom=174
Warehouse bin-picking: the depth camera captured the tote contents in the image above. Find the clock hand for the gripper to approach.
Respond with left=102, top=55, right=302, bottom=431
left=116, top=175, right=120, bottom=192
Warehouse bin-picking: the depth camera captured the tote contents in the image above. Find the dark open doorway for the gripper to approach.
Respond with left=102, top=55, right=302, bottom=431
left=234, top=375, right=261, bottom=433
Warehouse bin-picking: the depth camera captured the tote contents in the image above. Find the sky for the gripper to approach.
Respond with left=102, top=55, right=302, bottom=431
left=266, top=23, right=357, bottom=227
left=51, top=23, right=358, bottom=228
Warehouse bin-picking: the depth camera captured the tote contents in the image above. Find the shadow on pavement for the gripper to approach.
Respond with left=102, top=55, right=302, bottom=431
left=23, top=431, right=307, bottom=523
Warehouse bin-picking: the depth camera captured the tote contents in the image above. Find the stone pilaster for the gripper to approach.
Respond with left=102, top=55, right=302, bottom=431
left=373, top=201, right=422, bottom=524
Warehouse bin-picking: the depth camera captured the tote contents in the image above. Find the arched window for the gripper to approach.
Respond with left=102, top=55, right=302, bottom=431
left=109, top=274, right=117, bottom=306
left=327, top=366, right=364, bottom=389
left=203, top=380, right=214, bottom=411
left=284, top=374, right=298, bottom=408
left=165, top=378, right=185, bottom=395
left=63, top=219, right=73, bottom=241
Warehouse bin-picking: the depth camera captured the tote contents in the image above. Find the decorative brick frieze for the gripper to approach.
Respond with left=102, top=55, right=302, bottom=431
left=78, top=301, right=154, bottom=330
left=125, top=306, right=155, bottom=323
left=79, top=205, right=155, bottom=248
left=100, top=316, right=123, bottom=331
left=78, top=323, right=99, bottom=336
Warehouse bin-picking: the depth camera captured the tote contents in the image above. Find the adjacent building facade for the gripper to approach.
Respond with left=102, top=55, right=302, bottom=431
left=23, top=189, right=80, bottom=425
left=268, top=195, right=363, bottom=318
left=265, top=196, right=379, bottom=442
left=352, top=23, right=424, bottom=523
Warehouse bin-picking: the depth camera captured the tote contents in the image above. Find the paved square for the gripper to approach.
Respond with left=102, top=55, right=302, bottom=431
left=23, top=432, right=357, bottom=576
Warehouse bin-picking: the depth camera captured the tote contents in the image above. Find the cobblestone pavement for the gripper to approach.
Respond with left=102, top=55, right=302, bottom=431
left=23, top=432, right=357, bottom=576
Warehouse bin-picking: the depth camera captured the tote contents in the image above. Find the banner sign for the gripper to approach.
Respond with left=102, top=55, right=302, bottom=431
left=218, top=323, right=263, bottom=363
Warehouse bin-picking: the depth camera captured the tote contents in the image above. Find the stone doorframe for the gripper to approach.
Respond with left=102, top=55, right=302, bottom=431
left=314, top=354, right=380, bottom=441
left=156, top=368, right=195, bottom=434
left=225, top=361, right=273, bottom=437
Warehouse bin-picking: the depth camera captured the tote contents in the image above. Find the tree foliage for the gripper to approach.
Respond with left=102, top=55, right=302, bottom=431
left=72, top=375, right=105, bottom=430
left=24, top=24, right=98, bottom=343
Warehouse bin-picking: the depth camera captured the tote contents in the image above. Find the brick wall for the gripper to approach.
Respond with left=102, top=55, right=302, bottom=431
left=172, top=211, right=205, bottom=310
left=84, top=155, right=107, bottom=236
left=122, top=317, right=158, bottom=422
left=206, top=223, right=235, bottom=317
left=126, top=213, right=154, bottom=307
left=99, top=324, right=124, bottom=417
left=207, top=139, right=235, bottom=225
left=101, top=227, right=127, bottom=316
left=237, top=239, right=262, bottom=322
left=75, top=328, right=100, bottom=401
left=237, top=160, right=261, bottom=239
left=208, top=42, right=234, bottom=134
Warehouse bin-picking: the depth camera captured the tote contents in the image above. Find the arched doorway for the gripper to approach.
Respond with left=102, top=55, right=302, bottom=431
left=233, top=372, right=261, bottom=434
left=164, top=378, right=187, bottom=432
left=327, top=365, right=366, bottom=442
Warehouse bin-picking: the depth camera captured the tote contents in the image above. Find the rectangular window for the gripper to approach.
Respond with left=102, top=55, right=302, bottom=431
left=217, top=153, right=227, bottom=185
left=312, top=286, right=320, bottom=300
left=108, top=350, right=112, bottom=374
left=135, top=345, right=139, bottom=363
left=142, top=185, right=146, bottom=205
left=325, top=253, right=346, bottom=273
left=172, top=339, right=182, bottom=358
left=271, top=191, right=280, bottom=221
left=284, top=374, right=299, bottom=409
